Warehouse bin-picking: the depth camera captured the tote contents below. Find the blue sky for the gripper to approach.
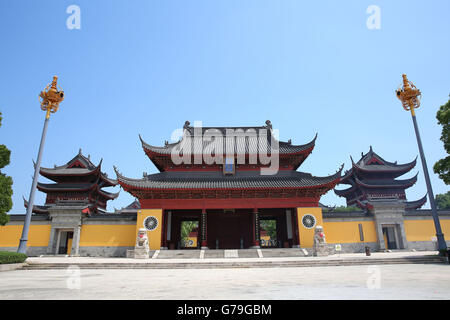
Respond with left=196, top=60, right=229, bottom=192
left=1, top=0, right=449, bottom=213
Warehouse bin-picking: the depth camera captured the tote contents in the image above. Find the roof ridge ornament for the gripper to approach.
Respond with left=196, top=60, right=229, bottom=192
left=184, top=121, right=191, bottom=129
left=265, top=120, right=272, bottom=129
left=113, top=165, right=121, bottom=176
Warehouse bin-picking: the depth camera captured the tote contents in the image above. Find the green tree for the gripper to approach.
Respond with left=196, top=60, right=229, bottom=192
left=333, top=205, right=360, bottom=212
left=433, top=98, right=450, bottom=185
left=260, top=220, right=277, bottom=241
left=180, top=220, right=198, bottom=247
left=0, top=112, right=12, bottom=225
left=436, top=192, right=450, bottom=210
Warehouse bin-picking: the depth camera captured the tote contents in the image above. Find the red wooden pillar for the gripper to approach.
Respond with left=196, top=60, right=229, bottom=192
left=161, top=210, right=168, bottom=249
left=251, top=208, right=261, bottom=248
left=200, top=208, right=208, bottom=249
left=292, top=208, right=300, bottom=248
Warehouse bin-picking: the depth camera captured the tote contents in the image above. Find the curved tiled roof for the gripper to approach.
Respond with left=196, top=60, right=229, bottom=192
left=139, top=123, right=317, bottom=156
left=353, top=173, right=418, bottom=189
left=37, top=182, right=98, bottom=192
left=40, top=150, right=98, bottom=173
left=97, top=187, right=120, bottom=200
left=334, top=184, right=357, bottom=197
left=114, top=166, right=342, bottom=190
left=350, top=147, right=417, bottom=174
left=405, top=194, right=428, bottom=210
left=39, top=151, right=117, bottom=186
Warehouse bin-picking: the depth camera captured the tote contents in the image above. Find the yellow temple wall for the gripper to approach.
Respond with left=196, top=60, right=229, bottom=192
left=0, top=224, right=51, bottom=248
left=404, top=218, right=450, bottom=242
left=79, top=225, right=136, bottom=247
left=297, top=208, right=378, bottom=247
left=1, top=212, right=449, bottom=255
left=322, top=220, right=377, bottom=243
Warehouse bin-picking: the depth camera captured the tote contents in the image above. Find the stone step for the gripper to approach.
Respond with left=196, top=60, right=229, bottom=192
left=22, top=256, right=445, bottom=270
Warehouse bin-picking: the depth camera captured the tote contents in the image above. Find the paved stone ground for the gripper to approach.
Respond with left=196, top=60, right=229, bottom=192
left=1, top=263, right=449, bottom=299
left=23, top=250, right=442, bottom=264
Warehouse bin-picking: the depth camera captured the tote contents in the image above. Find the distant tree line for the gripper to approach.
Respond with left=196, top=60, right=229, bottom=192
left=0, top=112, right=12, bottom=225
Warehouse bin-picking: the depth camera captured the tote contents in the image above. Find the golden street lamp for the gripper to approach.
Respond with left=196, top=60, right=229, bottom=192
left=17, top=76, right=64, bottom=254
left=395, top=74, right=447, bottom=253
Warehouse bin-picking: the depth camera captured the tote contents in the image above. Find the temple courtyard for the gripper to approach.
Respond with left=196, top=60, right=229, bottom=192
left=0, top=251, right=449, bottom=300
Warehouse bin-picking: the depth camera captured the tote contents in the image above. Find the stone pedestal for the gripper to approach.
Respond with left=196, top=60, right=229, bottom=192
left=134, top=247, right=149, bottom=259
left=313, top=243, right=332, bottom=257
left=126, top=250, right=135, bottom=258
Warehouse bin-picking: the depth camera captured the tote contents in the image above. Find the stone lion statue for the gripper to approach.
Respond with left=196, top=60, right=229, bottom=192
left=313, top=225, right=326, bottom=244
left=313, top=225, right=330, bottom=257
left=136, top=228, right=149, bottom=248
left=133, top=228, right=150, bottom=259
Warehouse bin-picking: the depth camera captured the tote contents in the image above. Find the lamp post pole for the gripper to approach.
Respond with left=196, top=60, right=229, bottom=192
left=17, top=76, right=64, bottom=254
left=395, top=74, right=447, bottom=252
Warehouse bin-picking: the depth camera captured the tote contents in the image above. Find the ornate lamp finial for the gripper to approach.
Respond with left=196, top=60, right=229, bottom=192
left=39, top=76, right=64, bottom=118
left=395, top=74, right=421, bottom=115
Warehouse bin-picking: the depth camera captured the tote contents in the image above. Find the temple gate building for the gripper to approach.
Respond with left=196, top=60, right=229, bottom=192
left=114, top=120, right=342, bottom=251
left=0, top=122, right=449, bottom=256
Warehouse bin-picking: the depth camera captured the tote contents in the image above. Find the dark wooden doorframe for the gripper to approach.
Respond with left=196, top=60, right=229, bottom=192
left=382, top=226, right=398, bottom=250
left=207, top=210, right=253, bottom=249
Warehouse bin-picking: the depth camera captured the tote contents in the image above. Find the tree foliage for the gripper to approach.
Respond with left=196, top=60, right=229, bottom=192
left=260, top=219, right=277, bottom=242
left=433, top=98, right=450, bottom=185
left=0, top=112, right=12, bottom=225
left=333, top=205, right=361, bottom=212
left=436, top=192, right=450, bottom=210
left=180, top=220, right=198, bottom=247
